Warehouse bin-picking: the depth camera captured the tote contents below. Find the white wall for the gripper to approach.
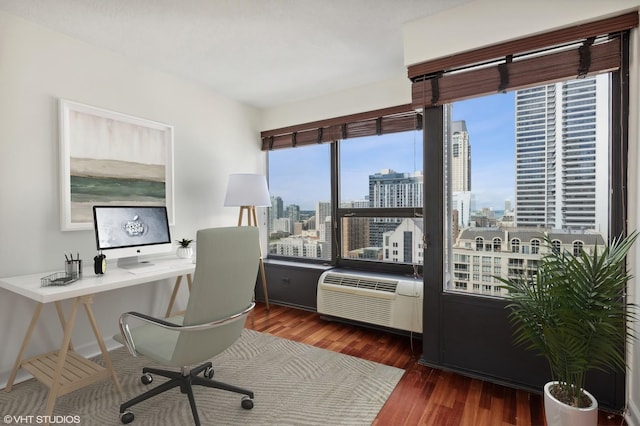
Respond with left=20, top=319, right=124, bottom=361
left=261, top=74, right=411, bottom=131
left=0, top=11, right=264, bottom=387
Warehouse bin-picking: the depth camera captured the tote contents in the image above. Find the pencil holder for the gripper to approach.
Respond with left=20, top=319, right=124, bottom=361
left=65, top=259, right=82, bottom=279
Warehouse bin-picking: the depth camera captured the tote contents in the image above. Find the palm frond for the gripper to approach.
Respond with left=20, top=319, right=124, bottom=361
left=497, top=231, right=638, bottom=407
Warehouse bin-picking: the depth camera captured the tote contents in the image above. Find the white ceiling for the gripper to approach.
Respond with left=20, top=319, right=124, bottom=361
left=0, top=0, right=471, bottom=108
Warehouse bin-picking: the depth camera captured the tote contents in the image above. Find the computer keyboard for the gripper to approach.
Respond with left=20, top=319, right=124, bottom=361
left=125, top=264, right=173, bottom=275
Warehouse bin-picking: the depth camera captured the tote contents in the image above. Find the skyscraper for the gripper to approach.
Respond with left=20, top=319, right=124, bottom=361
left=316, top=200, right=332, bottom=258
left=451, top=120, right=471, bottom=192
left=369, top=169, right=423, bottom=208
left=448, top=117, right=471, bottom=229
left=269, top=195, right=284, bottom=231
left=368, top=169, right=423, bottom=247
left=285, top=204, right=300, bottom=234
left=340, top=200, right=370, bottom=259
left=316, top=201, right=331, bottom=233
left=514, top=75, right=609, bottom=239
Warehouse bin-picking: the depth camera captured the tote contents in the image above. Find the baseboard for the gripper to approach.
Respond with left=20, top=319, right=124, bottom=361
left=627, top=397, right=640, bottom=426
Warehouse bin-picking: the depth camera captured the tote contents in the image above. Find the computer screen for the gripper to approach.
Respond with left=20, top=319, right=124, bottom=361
left=92, top=205, right=172, bottom=269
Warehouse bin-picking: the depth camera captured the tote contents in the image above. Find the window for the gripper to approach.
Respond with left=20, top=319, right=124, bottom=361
left=412, top=13, right=632, bottom=405
left=266, top=109, right=423, bottom=273
left=268, top=144, right=331, bottom=261
left=531, top=239, right=540, bottom=254
left=455, top=282, right=467, bottom=290
left=339, top=130, right=423, bottom=269
left=444, top=76, right=612, bottom=298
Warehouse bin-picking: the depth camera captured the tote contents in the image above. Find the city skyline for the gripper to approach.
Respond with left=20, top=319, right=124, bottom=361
left=269, top=92, right=516, bottom=212
left=266, top=77, right=609, bottom=285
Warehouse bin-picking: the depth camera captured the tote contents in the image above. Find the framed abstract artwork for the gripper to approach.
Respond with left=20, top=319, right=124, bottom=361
left=59, top=99, right=174, bottom=231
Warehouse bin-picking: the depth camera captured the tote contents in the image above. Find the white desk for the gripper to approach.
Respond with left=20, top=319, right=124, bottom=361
left=0, top=256, right=195, bottom=420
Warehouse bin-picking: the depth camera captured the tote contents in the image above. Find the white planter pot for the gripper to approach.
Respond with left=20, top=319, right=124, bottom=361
left=176, top=247, right=193, bottom=259
left=544, top=381, right=598, bottom=426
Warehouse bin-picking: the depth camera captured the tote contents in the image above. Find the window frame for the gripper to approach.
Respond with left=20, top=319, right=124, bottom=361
left=266, top=129, right=425, bottom=275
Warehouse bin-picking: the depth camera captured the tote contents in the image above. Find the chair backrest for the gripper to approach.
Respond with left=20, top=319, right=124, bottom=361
left=171, top=226, right=260, bottom=365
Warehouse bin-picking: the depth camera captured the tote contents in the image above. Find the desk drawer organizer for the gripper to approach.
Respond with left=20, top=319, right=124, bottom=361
left=41, top=272, right=78, bottom=287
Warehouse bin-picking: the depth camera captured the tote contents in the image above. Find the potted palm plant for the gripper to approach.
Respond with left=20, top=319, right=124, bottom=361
left=497, top=232, right=637, bottom=426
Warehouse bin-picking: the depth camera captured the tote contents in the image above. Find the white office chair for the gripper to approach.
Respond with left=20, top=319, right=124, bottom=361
left=114, top=227, right=260, bottom=425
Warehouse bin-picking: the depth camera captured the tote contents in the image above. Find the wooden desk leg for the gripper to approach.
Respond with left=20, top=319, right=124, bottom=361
left=45, top=297, right=81, bottom=419
left=82, top=295, right=122, bottom=394
left=165, top=274, right=192, bottom=318
left=165, top=275, right=183, bottom=318
left=55, top=301, right=74, bottom=352
left=5, top=302, right=43, bottom=392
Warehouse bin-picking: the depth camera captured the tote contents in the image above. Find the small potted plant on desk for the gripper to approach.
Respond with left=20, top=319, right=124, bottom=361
left=497, top=232, right=637, bottom=426
left=176, top=238, right=194, bottom=259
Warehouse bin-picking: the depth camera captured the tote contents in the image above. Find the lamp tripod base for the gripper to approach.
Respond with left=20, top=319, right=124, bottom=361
left=238, top=206, right=269, bottom=311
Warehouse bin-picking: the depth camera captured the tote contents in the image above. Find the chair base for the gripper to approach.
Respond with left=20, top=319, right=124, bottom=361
left=119, top=361, right=254, bottom=425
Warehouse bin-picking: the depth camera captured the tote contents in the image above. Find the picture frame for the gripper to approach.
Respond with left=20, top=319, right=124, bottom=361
left=59, top=99, right=174, bottom=231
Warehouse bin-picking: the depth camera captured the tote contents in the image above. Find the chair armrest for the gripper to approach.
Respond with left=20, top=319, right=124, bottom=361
left=122, top=311, right=183, bottom=328
left=118, top=302, right=255, bottom=356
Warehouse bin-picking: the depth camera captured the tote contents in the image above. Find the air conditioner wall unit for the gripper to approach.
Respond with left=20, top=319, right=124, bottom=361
left=317, top=269, right=423, bottom=333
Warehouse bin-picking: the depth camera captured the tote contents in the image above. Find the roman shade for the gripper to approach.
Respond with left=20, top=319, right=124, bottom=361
left=408, top=12, right=638, bottom=108
left=261, top=104, right=422, bottom=151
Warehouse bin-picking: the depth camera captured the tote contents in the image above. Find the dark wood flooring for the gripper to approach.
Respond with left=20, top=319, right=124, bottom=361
left=245, top=302, right=626, bottom=426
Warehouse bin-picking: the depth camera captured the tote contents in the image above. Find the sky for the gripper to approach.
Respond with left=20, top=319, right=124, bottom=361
left=452, top=92, right=515, bottom=211
left=268, top=92, right=516, bottom=211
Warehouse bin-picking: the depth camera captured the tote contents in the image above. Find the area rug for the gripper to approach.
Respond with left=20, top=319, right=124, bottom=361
left=1, top=329, right=404, bottom=425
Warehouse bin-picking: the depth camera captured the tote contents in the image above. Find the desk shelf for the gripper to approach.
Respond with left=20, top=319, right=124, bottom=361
left=22, top=350, right=110, bottom=397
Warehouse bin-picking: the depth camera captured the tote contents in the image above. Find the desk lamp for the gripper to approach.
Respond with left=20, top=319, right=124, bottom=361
left=224, top=173, right=270, bottom=310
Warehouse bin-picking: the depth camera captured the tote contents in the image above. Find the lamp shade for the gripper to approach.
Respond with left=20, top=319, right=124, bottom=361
left=223, top=173, right=271, bottom=207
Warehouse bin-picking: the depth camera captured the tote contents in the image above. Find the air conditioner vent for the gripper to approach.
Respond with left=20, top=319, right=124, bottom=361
left=317, top=270, right=423, bottom=333
left=322, top=273, right=398, bottom=293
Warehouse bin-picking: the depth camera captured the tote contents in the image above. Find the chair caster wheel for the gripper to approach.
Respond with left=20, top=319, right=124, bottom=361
left=203, top=366, right=214, bottom=379
left=120, top=411, right=134, bottom=424
left=141, top=373, right=153, bottom=385
left=241, top=395, right=254, bottom=409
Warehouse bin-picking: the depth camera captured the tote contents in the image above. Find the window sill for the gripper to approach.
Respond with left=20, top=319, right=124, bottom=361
left=263, top=258, right=334, bottom=271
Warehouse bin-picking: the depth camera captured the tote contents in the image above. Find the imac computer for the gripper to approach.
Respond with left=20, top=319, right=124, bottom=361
left=92, top=205, right=172, bottom=269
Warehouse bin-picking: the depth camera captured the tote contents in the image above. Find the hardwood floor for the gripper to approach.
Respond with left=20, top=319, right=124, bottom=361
left=245, top=302, right=626, bottom=426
